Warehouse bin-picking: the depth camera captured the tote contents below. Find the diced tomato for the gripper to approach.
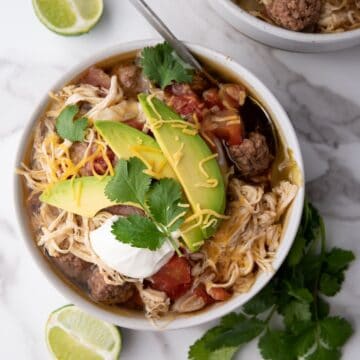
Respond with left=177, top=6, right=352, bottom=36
left=168, top=94, right=205, bottom=119
left=213, top=123, right=243, bottom=146
left=202, top=113, right=244, bottom=146
left=150, top=255, right=193, bottom=300
left=203, top=88, right=223, bottom=109
left=193, top=285, right=215, bottom=305
left=166, top=83, right=205, bottom=120
left=125, top=118, right=144, bottom=131
left=92, top=147, right=115, bottom=175
left=207, top=287, right=232, bottom=301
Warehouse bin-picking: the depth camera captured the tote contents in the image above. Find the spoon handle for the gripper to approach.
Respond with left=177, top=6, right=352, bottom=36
left=129, top=0, right=204, bottom=72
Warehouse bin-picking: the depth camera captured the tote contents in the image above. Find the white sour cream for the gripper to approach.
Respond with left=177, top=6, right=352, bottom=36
left=90, top=216, right=174, bottom=279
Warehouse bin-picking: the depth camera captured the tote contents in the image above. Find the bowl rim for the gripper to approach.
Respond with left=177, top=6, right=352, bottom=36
left=215, top=0, right=360, bottom=43
left=14, top=39, right=305, bottom=331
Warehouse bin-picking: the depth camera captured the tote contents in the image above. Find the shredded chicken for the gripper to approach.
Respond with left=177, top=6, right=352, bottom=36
left=136, top=284, right=170, bottom=319
left=198, top=178, right=297, bottom=293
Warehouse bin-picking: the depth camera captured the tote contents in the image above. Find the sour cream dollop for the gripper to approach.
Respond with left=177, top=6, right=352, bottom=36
left=90, top=216, right=174, bottom=279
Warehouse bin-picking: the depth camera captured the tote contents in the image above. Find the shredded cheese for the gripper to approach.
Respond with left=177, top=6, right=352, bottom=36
left=195, top=178, right=219, bottom=188
left=178, top=203, right=190, bottom=208
left=198, top=153, right=218, bottom=179
left=212, top=115, right=240, bottom=122
left=167, top=211, right=187, bottom=228
left=172, top=142, right=184, bottom=168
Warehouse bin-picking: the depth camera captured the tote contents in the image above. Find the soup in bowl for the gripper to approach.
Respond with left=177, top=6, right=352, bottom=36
left=15, top=40, right=304, bottom=330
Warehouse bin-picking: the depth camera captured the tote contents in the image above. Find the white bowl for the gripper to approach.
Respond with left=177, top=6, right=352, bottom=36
left=210, top=0, right=360, bottom=52
left=14, top=40, right=304, bottom=330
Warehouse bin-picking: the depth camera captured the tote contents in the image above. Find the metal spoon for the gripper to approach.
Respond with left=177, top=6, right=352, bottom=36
left=129, top=0, right=278, bottom=153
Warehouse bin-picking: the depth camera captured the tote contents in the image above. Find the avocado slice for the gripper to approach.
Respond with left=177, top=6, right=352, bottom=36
left=40, top=176, right=119, bottom=218
left=94, top=121, right=175, bottom=179
left=138, top=94, right=226, bottom=240
left=95, top=120, right=204, bottom=251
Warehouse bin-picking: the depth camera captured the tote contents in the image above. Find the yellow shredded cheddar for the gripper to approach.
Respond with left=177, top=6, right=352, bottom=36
left=173, top=142, right=184, bottom=167
left=167, top=211, right=187, bottom=228
left=198, top=153, right=218, bottom=179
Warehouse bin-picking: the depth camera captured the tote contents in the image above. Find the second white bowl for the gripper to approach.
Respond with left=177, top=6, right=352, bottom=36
left=210, top=0, right=360, bottom=52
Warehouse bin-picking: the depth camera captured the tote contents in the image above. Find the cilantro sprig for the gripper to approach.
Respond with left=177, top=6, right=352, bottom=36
left=105, top=157, right=186, bottom=252
left=189, top=201, right=355, bottom=360
left=55, top=104, right=89, bottom=142
left=140, top=42, right=194, bottom=89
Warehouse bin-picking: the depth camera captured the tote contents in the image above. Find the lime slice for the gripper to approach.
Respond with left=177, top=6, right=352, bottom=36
left=46, top=305, right=121, bottom=360
left=32, top=0, right=103, bottom=36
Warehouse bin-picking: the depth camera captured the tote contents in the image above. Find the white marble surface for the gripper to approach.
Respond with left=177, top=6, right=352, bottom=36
left=1, top=0, right=360, bottom=359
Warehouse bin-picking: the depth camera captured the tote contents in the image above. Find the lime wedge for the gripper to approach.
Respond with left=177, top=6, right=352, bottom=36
left=32, top=0, right=103, bottom=36
left=46, top=305, right=121, bottom=360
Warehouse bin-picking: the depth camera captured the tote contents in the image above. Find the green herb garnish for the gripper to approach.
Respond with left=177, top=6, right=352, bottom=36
left=188, top=201, right=354, bottom=360
left=55, top=104, right=88, bottom=142
left=140, top=42, right=194, bottom=89
left=105, top=157, right=187, bottom=252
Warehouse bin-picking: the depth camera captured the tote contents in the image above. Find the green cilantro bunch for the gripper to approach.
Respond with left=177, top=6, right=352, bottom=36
left=189, top=201, right=355, bottom=360
left=105, top=157, right=187, bottom=253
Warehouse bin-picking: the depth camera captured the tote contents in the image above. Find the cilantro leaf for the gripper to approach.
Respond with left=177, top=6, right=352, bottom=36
left=55, top=105, right=88, bottom=142
left=243, top=283, right=277, bottom=315
left=205, top=313, right=265, bottom=350
left=283, top=300, right=312, bottom=331
left=315, top=296, right=330, bottom=319
left=148, top=178, right=185, bottom=231
left=287, top=233, right=306, bottom=266
left=258, top=330, right=294, bottom=360
left=294, top=325, right=316, bottom=357
left=111, top=215, right=166, bottom=250
left=105, top=158, right=151, bottom=207
left=319, top=317, right=353, bottom=349
left=140, top=42, right=194, bottom=89
left=188, top=326, right=239, bottom=360
left=319, top=273, right=342, bottom=296
left=306, top=346, right=340, bottom=360
left=287, top=287, right=313, bottom=303
left=324, top=248, right=355, bottom=273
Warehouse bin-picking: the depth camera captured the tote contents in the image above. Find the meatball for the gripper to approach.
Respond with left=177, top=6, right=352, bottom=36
left=80, top=66, right=111, bottom=89
left=113, top=64, right=147, bottom=97
left=264, top=0, right=321, bottom=31
left=229, top=132, right=273, bottom=178
left=87, top=268, right=134, bottom=305
left=52, top=253, right=92, bottom=284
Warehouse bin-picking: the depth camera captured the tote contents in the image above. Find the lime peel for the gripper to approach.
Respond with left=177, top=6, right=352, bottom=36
left=46, top=305, right=121, bottom=360
left=32, top=0, right=103, bottom=36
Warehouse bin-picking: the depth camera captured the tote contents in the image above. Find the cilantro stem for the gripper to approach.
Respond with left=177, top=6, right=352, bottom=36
left=264, top=305, right=277, bottom=325
left=312, top=216, right=326, bottom=323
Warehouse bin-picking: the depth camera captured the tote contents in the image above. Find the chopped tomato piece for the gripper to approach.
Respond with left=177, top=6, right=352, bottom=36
left=166, top=83, right=205, bottom=120
left=193, top=285, right=215, bottom=305
left=202, top=112, right=244, bottom=146
left=150, top=255, right=192, bottom=300
left=207, top=287, right=232, bottom=301
left=213, top=123, right=243, bottom=146
left=203, top=88, right=223, bottom=109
